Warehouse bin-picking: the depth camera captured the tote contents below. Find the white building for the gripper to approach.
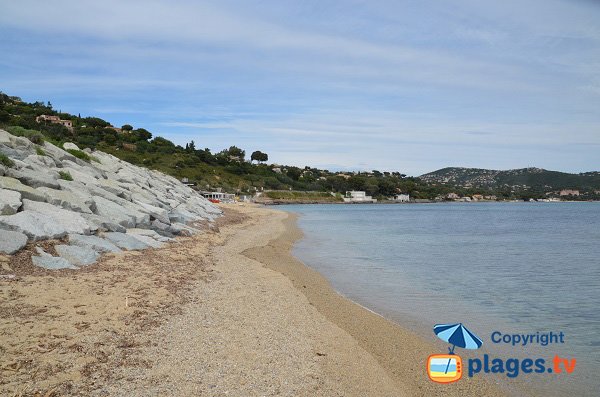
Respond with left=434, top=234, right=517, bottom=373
left=343, top=191, right=377, bottom=203
left=394, top=193, right=410, bottom=202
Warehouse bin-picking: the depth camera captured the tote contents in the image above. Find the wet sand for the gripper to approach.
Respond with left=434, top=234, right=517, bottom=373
left=1, top=204, right=516, bottom=396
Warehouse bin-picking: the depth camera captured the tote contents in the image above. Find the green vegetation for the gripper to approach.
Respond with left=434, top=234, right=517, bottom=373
left=6, top=125, right=45, bottom=144
left=1, top=91, right=598, bottom=201
left=0, top=153, right=14, bottom=167
left=58, top=171, right=73, bottom=181
left=264, top=190, right=342, bottom=202
left=66, top=148, right=91, bottom=162
left=35, top=147, right=46, bottom=156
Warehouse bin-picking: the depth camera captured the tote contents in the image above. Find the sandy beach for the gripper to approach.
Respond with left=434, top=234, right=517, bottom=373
left=1, top=205, right=512, bottom=396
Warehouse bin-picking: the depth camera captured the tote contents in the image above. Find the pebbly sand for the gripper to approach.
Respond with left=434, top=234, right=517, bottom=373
left=1, top=204, right=517, bottom=396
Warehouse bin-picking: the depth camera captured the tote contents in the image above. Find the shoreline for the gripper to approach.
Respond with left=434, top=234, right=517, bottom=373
left=243, top=207, right=517, bottom=396
left=2, top=204, right=523, bottom=396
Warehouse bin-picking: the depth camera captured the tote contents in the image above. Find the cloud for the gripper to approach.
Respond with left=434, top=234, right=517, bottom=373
left=1, top=0, right=599, bottom=175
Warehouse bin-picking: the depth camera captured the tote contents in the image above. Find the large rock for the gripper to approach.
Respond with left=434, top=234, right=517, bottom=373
left=0, top=211, right=67, bottom=240
left=62, top=142, right=80, bottom=151
left=0, top=188, right=21, bottom=215
left=96, top=179, right=132, bottom=200
left=0, top=229, right=28, bottom=254
left=92, top=196, right=137, bottom=228
left=22, top=199, right=92, bottom=235
left=56, top=180, right=97, bottom=210
left=24, top=154, right=57, bottom=168
left=0, top=144, right=31, bottom=161
left=151, top=219, right=174, bottom=237
left=127, top=228, right=171, bottom=243
left=103, top=232, right=150, bottom=250
left=134, top=201, right=170, bottom=224
left=0, top=176, right=46, bottom=201
left=41, top=141, right=79, bottom=162
left=0, top=129, right=11, bottom=144
left=36, top=187, right=93, bottom=214
left=127, top=233, right=164, bottom=248
left=81, top=213, right=126, bottom=233
left=5, top=168, right=60, bottom=189
left=32, top=255, right=78, bottom=270
left=61, top=167, right=99, bottom=185
left=168, top=207, right=199, bottom=224
left=68, top=233, right=122, bottom=253
left=169, top=222, right=201, bottom=236
left=55, top=244, right=100, bottom=266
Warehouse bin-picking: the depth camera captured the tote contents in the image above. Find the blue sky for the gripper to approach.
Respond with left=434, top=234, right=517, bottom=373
left=1, top=0, right=599, bottom=175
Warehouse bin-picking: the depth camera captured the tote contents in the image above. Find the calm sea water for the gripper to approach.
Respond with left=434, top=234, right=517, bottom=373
left=281, top=202, right=600, bottom=396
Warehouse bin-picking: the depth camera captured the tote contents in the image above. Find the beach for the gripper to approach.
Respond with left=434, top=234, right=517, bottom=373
left=1, top=205, right=510, bottom=396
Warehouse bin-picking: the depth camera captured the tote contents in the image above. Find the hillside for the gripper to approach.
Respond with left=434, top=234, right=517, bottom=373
left=0, top=91, right=434, bottom=199
left=1, top=91, right=598, bottom=201
left=420, top=167, right=600, bottom=197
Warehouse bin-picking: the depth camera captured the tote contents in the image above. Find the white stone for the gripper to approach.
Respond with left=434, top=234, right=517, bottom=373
left=68, top=233, right=122, bottom=253
left=55, top=244, right=100, bottom=266
left=0, top=211, right=67, bottom=240
left=22, top=199, right=92, bottom=235
left=0, top=188, right=21, bottom=215
left=103, top=232, right=150, bottom=250
left=62, top=142, right=80, bottom=151
left=0, top=229, right=28, bottom=254
left=0, top=176, right=47, bottom=201
left=32, top=255, right=78, bottom=270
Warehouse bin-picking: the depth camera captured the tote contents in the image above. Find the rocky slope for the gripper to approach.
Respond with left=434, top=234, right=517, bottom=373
left=0, top=129, right=221, bottom=269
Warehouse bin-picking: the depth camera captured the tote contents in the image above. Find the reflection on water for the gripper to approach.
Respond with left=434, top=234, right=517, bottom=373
left=282, top=202, right=600, bottom=396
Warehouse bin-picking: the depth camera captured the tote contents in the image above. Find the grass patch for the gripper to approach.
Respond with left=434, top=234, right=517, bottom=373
left=5, top=126, right=45, bottom=144
left=58, top=171, right=73, bottom=181
left=0, top=153, right=14, bottom=167
left=264, top=190, right=342, bottom=202
left=66, top=149, right=91, bottom=162
left=90, top=155, right=101, bottom=163
left=36, top=147, right=46, bottom=156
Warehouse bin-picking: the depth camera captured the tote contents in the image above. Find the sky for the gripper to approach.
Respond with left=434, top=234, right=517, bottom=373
left=1, top=0, right=599, bottom=176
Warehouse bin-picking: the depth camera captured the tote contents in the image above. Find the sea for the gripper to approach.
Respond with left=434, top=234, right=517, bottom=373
left=281, top=202, right=600, bottom=397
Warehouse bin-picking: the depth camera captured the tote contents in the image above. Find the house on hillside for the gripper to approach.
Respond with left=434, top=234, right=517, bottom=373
left=446, top=192, right=460, bottom=200
left=36, top=114, right=73, bottom=132
left=560, top=189, right=580, bottom=197
left=343, top=191, right=377, bottom=203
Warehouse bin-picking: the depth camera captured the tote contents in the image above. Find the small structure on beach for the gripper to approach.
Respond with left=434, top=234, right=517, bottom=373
left=343, top=191, right=377, bottom=203
left=201, top=191, right=236, bottom=203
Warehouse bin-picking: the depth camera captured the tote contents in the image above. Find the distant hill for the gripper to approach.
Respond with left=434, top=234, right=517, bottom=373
left=419, top=167, right=600, bottom=192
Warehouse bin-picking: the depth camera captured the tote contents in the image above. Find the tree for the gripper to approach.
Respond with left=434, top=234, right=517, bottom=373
left=187, top=140, right=196, bottom=152
left=122, top=124, right=133, bottom=132
left=133, top=128, right=152, bottom=141
left=225, top=146, right=245, bottom=161
left=251, top=150, right=269, bottom=163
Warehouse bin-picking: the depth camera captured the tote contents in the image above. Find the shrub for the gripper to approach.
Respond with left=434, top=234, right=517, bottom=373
left=58, top=171, right=73, bottom=181
left=0, top=153, right=14, bottom=167
left=28, top=132, right=44, bottom=144
left=35, top=147, right=46, bottom=156
left=5, top=125, right=45, bottom=143
left=66, top=148, right=91, bottom=162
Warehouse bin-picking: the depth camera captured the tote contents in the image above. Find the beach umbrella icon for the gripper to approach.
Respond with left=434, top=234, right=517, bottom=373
left=433, top=323, right=483, bottom=354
